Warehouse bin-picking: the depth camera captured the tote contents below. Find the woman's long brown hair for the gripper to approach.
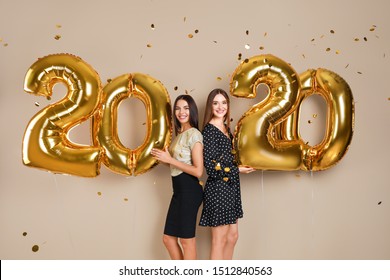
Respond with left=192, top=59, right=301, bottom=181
left=202, top=88, right=230, bottom=130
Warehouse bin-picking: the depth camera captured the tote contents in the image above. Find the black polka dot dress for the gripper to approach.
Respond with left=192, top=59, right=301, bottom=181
left=199, top=123, right=243, bottom=227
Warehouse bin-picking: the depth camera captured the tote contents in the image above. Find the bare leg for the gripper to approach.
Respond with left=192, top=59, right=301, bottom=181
left=210, top=225, right=229, bottom=260
left=163, top=234, right=183, bottom=260
left=223, top=222, right=239, bottom=260
left=179, top=237, right=197, bottom=260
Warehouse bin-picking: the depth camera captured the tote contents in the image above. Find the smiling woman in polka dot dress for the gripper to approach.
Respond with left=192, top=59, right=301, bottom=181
left=199, top=88, right=255, bottom=260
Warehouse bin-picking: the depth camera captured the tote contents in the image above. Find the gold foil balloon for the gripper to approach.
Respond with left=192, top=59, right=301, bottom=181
left=278, top=69, right=354, bottom=171
left=93, top=73, right=172, bottom=176
left=22, top=54, right=104, bottom=177
left=230, top=54, right=309, bottom=170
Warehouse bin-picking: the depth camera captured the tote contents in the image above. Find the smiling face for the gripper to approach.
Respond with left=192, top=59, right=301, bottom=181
left=212, top=93, right=228, bottom=119
left=174, top=99, right=190, bottom=126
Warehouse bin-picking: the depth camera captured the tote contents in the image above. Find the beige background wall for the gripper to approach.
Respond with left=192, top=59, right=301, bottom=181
left=0, top=0, right=389, bottom=259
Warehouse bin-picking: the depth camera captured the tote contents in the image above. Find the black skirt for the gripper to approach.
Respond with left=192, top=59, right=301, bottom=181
left=164, top=172, right=203, bottom=238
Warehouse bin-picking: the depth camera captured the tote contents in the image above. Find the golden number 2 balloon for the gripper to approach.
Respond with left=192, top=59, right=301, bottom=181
left=93, top=73, right=172, bottom=176
left=23, top=54, right=104, bottom=177
left=279, top=69, right=355, bottom=171
left=230, top=54, right=309, bottom=170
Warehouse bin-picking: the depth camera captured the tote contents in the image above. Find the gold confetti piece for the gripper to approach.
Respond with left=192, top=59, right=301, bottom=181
left=224, top=167, right=230, bottom=172
left=147, top=43, right=152, bottom=47
left=151, top=24, right=155, bottom=30
left=369, top=27, right=375, bottom=31
left=217, top=77, right=222, bottom=81
left=335, top=50, right=340, bottom=54
left=107, top=78, right=112, bottom=83
left=223, top=177, right=229, bottom=182
left=46, top=96, right=51, bottom=101
left=152, top=119, right=158, bottom=124
left=313, top=114, right=318, bottom=118
left=378, top=201, right=382, bottom=205
left=4, top=43, right=8, bottom=47
left=311, top=38, right=315, bottom=42
left=246, top=30, right=249, bottom=35
left=326, top=47, right=331, bottom=51
left=97, top=192, right=102, bottom=196
left=213, top=40, right=218, bottom=43
left=245, top=44, right=250, bottom=49
left=23, top=232, right=27, bottom=236
left=259, top=46, right=264, bottom=50
left=302, top=54, right=306, bottom=58
left=56, top=24, right=62, bottom=28
left=195, top=29, right=199, bottom=33
left=199, top=181, right=204, bottom=186
left=357, top=71, right=362, bottom=74
left=0, top=37, right=3, bottom=42
left=231, top=149, right=236, bottom=155
left=188, top=34, right=193, bottom=38
left=185, top=89, right=189, bottom=95
left=308, top=120, right=312, bottom=124
left=54, top=35, right=61, bottom=40
left=345, top=64, right=349, bottom=68
left=142, top=122, right=146, bottom=125
left=330, top=30, right=335, bottom=34
left=34, top=102, right=40, bottom=107
left=354, top=38, right=359, bottom=41
left=215, top=163, right=221, bottom=171
left=320, top=35, right=325, bottom=38
left=32, top=245, right=39, bottom=252
left=264, top=32, right=267, bottom=37
left=174, top=86, right=178, bottom=91
left=124, top=198, right=128, bottom=202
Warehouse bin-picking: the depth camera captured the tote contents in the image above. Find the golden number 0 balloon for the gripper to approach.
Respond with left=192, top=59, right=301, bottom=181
left=22, top=54, right=104, bottom=177
left=230, top=54, right=309, bottom=170
left=93, top=73, right=172, bottom=176
left=278, top=69, right=355, bottom=171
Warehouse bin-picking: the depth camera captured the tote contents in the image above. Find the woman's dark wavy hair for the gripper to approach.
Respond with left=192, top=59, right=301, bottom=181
left=202, top=88, right=230, bottom=130
left=173, top=94, right=199, bottom=135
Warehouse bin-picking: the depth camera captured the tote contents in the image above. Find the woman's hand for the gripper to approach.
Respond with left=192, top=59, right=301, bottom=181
left=238, top=165, right=256, bottom=174
left=151, top=147, right=172, bottom=165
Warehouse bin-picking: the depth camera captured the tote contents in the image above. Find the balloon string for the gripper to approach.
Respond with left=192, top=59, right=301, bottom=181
left=310, top=170, right=315, bottom=258
left=52, top=174, right=76, bottom=256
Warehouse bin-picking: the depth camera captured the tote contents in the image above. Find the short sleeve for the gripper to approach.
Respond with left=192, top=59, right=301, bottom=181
left=188, top=129, right=203, bottom=150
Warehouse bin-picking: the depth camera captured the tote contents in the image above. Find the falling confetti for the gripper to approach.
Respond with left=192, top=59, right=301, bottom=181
left=364, top=37, right=367, bottom=41
left=245, top=44, right=250, bottom=49
left=295, top=174, right=301, bottom=178
left=357, top=71, right=362, bottom=74
left=151, top=24, right=155, bottom=30
left=313, top=114, right=318, bottom=118
left=174, top=86, right=178, bottom=91
left=354, top=38, right=359, bottom=41
left=23, top=232, right=27, bottom=236
left=107, top=78, right=112, bottom=83
left=124, top=198, right=128, bottom=202
left=56, top=24, right=62, bottom=28
left=199, top=181, right=204, bottom=186
left=4, top=43, right=9, bottom=47
left=335, top=50, right=341, bottom=54
left=32, top=245, right=39, bottom=252
left=311, top=38, right=315, bottom=42
left=244, top=58, right=249, bottom=63
left=259, top=46, right=264, bottom=50
left=54, top=35, right=61, bottom=40
left=308, top=120, right=312, bottom=124
left=34, top=102, right=40, bottom=107
left=152, top=119, right=158, bottom=124
left=330, top=29, right=335, bottom=34
left=213, top=40, right=218, bottom=43
left=217, top=77, right=222, bottom=81
left=320, top=35, right=325, bottom=39
left=147, top=43, right=152, bottom=48
left=345, top=64, right=349, bottom=68
left=326, top=47, right=331, bottom=52
left=195, top=29, right=199, bottom=34
left=246, top=30, right=249, bottom=35
left=264, top=32, right=268, bottom=37
left=238, top=53, right=242, bottom=60
left=97, top=192, right=102, bottom=196
left=370, top=27, right=375, bottom=31
left=302, top=54, right=306, bottom=59
left=378, top=201, right=382, bottom=205
left=188, top=34, right=193, bottom=38
left=184, top=16, right=186, bottom=22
